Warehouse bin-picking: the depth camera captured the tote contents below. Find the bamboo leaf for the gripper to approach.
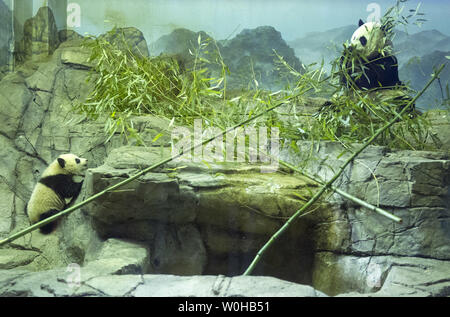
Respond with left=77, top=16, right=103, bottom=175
left=152, top=133, right=164, bottom=143
left=292, top=192, right=308, bottom=201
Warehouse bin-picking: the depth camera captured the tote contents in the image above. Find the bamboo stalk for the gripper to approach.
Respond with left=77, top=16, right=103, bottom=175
left=243, top=64, right=445, bottom=275
left=278, top=159, right=402, bottom=223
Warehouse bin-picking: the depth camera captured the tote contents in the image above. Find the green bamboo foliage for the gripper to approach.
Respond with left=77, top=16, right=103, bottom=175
left=312, top=0, right=437, bottom=150
left=76, top=29, right=183, bottom=143
left=74, top=0, right=442, bottom=152
left=75, top=29, right=297, bottom=146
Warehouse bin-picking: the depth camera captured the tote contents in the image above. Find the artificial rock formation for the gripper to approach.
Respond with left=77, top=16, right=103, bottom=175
left=0, top=19, right=449, bottom=297
left=19, top=6, right=60, bottom=61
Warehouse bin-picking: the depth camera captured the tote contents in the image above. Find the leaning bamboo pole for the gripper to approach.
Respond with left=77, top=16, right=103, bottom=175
left=276, top=158, right=403, bottom=223
left=243, top=64, right=445, bottom=275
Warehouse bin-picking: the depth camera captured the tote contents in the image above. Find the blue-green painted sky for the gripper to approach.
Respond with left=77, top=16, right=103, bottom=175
left=65, top=0, right=449, bottom=42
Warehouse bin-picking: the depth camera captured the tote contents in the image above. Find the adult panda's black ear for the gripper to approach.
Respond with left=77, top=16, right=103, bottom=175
left=58, top=158, right=66, bottom=168
left=358, top=19, right=364, bottom=27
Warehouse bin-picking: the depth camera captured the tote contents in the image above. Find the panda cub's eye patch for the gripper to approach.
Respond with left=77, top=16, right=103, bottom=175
left=76, top=158, right=80, bottom=164
left=359, top=36, right=367, bottom=47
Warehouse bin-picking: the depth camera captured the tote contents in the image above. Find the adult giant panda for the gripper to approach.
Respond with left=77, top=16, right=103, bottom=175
left=340, top=19, right=403, bottom=90
left=26, top=153, right=88, bottom=234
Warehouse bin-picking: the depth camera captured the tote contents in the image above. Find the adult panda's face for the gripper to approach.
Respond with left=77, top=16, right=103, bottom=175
left=350, top=20, right=390, bottom=59
left=57, top=153, right=88, bottom=176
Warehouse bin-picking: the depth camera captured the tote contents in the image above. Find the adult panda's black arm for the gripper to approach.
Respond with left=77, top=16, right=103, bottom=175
left=39, top=175, right=83, bottom=201
left=368, top=55, right=402, bottom=88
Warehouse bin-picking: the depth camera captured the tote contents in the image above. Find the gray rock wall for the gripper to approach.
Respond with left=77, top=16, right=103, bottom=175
left=85, top=146, right=321, bottom=285
left=76, top=143, right=449, bottom=296
left=0, top=37, right=125, bottom=271
left=282, top=142, right=450, bottom=258
left=281, top=141, right=450, bottom=295
left=20, top=6, right=60, bottom=61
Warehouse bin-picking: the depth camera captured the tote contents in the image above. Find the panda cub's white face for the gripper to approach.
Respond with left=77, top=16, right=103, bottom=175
left=43, top=153, right=88, bottom=177
left=59, top=153, right=88, bottom=176
left=350, top=21, right=391, bottom=59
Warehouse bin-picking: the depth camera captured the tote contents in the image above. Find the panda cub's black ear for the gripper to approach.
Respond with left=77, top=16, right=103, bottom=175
left=58, top=158, right=66, bottom=168
left=358, top=19, right=364, bottom=27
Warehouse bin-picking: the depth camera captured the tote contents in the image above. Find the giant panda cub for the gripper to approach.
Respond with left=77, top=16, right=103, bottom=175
left=340, top=19, right=403, bottom=90
left=27, top=153, right=88, bottom=234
